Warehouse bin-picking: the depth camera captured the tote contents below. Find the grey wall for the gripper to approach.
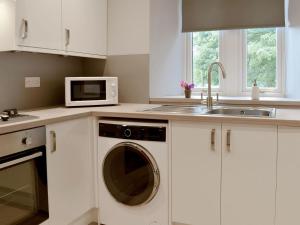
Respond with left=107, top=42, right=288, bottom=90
left=83, top=55, right=150, bottom=103
left=0, top=51, right=149, bottom=112
left=0, top=52, right=84, bottom=111
left=104, top=55, right=149, bottom=103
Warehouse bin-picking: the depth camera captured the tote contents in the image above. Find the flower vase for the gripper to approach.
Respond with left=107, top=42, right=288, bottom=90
left=184, top=89, right=192, bottom=98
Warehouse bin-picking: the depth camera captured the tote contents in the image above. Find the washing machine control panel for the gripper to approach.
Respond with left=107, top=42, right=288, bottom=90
left=99, top=122, right=166, bottom=142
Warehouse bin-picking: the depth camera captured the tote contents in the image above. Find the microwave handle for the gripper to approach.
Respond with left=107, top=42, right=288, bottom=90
left=0, top=152, right=43, bottom=170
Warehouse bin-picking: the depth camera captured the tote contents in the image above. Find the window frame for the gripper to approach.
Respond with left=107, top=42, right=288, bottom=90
left=241, top=28, right=285, bottom=95
left=185, top=32, right=222, bottom=94
left=185, top=28, right=285, bottom=97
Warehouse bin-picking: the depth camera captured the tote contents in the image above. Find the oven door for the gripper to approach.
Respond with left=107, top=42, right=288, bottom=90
left=0, top=147, right=48, bottom=225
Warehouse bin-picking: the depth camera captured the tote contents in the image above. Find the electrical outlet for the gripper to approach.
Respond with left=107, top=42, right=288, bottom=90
left=25, top=77, right=40, bottom=88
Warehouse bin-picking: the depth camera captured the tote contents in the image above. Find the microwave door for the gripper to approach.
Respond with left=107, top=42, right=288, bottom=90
left=71, top=80, right=107, bottom=101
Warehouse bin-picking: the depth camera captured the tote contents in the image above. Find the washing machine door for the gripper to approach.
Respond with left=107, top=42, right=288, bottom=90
left=102, top=142, right=160, bottom=206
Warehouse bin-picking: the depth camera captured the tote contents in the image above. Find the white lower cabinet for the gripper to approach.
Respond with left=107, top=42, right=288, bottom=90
left=276, top=126, right=300, bottom=225
left=221, top=124, right=277, bottom=225
left=172, top=121, right=277, bottom=225
left=46, top=117, right=95, bottom=225
left=172, top=121, right=222, bottom=225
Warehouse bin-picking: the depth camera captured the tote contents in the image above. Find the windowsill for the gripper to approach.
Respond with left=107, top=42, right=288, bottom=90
left=149, top=96, right=300, bottom=108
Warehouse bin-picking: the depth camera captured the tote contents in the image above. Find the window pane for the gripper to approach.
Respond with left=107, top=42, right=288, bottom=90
left=192, top=31, right=220, bottom=88
left=246, top=28, right=277, bottom=88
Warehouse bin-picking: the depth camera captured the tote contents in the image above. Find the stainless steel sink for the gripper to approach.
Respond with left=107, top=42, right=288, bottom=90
left=143, top=105, right=207, bottom=114
left=206, top=107, right=276, bottom=118
left=144, top=105, right=276, bottom=118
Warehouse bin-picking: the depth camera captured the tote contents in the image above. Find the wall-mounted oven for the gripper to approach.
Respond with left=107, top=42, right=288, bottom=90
left=0, top=127, right=48, bottom=225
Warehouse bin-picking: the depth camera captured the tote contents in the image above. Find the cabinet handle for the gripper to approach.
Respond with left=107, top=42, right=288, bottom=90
left=65, top=29, right=70, bottom=46
left=226, top=130, right=231, bottom=152
left=50, top=131, right=56, bottom=153
left=211, top=129, right=216, bottom=150
left=21, top=19, right=28, bottom=39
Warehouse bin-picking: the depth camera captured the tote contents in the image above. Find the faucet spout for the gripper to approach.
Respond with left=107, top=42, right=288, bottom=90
left=207, top=62, right=227, bottom=110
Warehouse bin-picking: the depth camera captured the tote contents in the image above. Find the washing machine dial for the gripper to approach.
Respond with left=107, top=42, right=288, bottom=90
left=124, top=128, right=132, bottom=138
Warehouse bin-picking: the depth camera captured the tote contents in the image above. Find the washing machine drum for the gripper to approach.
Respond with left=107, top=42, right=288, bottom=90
left=102, top=142, right=160, bottom=206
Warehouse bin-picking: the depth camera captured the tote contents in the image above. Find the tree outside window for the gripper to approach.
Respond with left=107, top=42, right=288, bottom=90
left=192, top=31, right=220, bottom=88
left=246, top=28, right=277, bottom=89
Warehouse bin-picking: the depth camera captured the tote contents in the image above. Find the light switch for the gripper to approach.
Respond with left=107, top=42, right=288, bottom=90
left=25, top=77, right=40, bottom=88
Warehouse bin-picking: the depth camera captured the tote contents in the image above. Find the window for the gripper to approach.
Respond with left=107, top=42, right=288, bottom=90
left=186, top=28, right=285, bottom=96
left=192, top=31, right=220, bottom=89
left=243, top=28, right=284, bottom=93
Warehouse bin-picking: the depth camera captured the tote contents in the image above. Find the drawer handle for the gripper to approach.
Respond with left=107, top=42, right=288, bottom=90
left=21, top=19, right=28, bottom=39
left=226, top=130, right=231, bottom=152
left=50, top=131, right=56, bottom=153
left=211, top=129, right=216, bottom=150
left=65, top=29, right=70, bottom=46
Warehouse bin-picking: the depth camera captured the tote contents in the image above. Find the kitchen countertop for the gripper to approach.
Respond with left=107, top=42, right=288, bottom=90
left=1, top=103, right=300, bottom=135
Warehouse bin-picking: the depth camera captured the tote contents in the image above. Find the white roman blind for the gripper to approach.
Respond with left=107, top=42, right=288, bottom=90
left=182, top=0, right=285, bottom=32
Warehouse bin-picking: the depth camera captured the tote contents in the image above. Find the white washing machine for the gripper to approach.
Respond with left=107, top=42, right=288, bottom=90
left=98, top=119, right=169, bottom=225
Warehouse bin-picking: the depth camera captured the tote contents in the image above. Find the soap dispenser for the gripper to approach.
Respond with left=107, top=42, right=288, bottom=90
left=251, top=79, right=260, bottom=100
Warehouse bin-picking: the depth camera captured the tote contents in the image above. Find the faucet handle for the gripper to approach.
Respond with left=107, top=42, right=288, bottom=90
left=216, top=93, right=219, bottom=101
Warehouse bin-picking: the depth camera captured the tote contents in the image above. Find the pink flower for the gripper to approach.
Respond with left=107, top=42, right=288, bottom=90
left=180, top=80, right=195, bottom=90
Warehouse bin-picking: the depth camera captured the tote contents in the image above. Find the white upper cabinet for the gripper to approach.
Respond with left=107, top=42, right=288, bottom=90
left=276, top=126, right=300, bottom=225
left=107, top=0, right=149, bottom=55
left=16, top=0, right=62, bottom=50
left=62, top=0, right=107, bottom=56
left=0, top=0, right=107, bottom=58
left=172, top=121, right=222, bottom=225
left=221, top=124, right=277, bottom=225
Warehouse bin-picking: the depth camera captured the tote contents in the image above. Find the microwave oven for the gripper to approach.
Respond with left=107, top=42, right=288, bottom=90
left=65, top=77, right=118, bottom=107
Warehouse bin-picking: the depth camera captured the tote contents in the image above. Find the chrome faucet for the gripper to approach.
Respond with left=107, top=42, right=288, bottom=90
left=207, top=62, right=227, bottom=110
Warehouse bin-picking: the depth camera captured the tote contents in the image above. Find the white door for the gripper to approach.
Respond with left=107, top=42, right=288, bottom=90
left=62, top=0, right=107, bottom=56
left=16, top=0, right=62, bottom=50
left=221, top=124, right=277, bottom=225
left=276, top=126, right=300, bottom=225
left=46, top=117, right=95, bottom=225
left=172, top=121, right=221, bottom=225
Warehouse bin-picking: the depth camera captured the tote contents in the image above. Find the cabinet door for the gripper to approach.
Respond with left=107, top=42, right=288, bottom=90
left=221, top=124, right=277, bottom=225
left=172, top=121, right=221, bottom=225
left=276, top=126, right=300, bottom=225
left=16, top=0, right=62, bottom=50
left=62, top=0, right=107, bottom=56
left=46, top=117, right=95, bottom=225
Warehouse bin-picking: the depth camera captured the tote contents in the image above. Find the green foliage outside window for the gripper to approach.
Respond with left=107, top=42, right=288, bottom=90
left=192, top=31, right=219, bottom=88
left=192, top=29, right=277, bottom=90
left=246, top=28, right=277, bottom=88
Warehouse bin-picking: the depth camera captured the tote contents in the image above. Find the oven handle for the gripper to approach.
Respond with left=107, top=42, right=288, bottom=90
left=0, top=152, right=43, bottom=170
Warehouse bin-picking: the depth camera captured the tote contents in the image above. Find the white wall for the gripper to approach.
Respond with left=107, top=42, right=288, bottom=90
left=149, top=0, right=185, bottom=98
left=107, top=0, right=150, bottom=56
left=285, top=0, right=300, bottom=98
